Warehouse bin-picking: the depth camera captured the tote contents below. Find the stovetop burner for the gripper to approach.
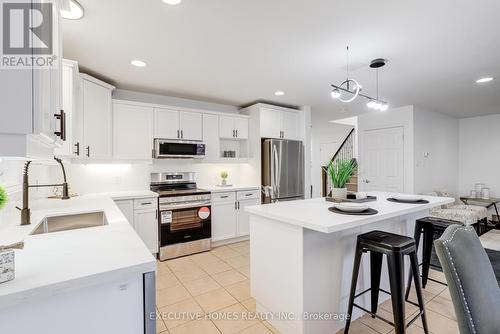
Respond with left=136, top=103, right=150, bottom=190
left=150, top=172, right=210, bottom=197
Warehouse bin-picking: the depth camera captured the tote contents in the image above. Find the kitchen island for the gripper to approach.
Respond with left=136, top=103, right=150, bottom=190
left=245, top=192, right=454, bottom=334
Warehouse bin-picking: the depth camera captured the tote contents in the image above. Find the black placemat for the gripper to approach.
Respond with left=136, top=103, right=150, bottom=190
left=328, top=207, right=378, bottom=215
left=387, top=198, right=429, bottom=204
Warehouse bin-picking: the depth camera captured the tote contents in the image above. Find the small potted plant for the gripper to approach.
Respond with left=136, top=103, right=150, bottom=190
left=0, top=185, right=7, bottom=211
left=220, top=171, right=229, bottom=186
left=325, top=158, right=358, bottom=200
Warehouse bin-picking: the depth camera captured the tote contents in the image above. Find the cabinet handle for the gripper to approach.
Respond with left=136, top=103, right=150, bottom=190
left=86, top=146, right=90, bottom=157
left=141, top=202, right=152, bottom=205
left=245, top=193, right=252, bottom=197
left=236, top=129, right=238, bottom=138
left=177, top=130, right=180, bottom=139
left=235, top=202, right=237, bottom=209
left=181, top=130, right=183, bottom=139
left=232, top=129, right=235, bottom=137
left=53, top=110, right=66, bottom=141
left=74, top=142, right=80, bottom=156
left=221, top=195, right=229, bottom=199
left=237, top=201, right=240, bottom=209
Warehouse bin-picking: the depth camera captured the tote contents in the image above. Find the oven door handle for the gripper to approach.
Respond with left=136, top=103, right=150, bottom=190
left=160, top=202, right=211, bottom=211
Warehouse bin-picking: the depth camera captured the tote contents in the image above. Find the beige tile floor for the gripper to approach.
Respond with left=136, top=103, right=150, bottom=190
left=156, top=241, right=458, bottom=334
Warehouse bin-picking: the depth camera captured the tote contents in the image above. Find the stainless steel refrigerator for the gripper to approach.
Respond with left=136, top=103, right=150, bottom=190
left=262, top=139, right=304, bottom=203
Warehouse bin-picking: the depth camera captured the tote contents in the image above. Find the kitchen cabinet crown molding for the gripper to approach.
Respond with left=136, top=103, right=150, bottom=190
left=112, top=98, right=249, bottom=119
left=79, top=74, right=115, bottom=90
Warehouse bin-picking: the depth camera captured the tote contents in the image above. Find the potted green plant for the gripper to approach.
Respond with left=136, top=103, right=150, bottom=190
left=325, top=158, right=357, bottom=200
left=220, top=171, right=229, bottom=186
left=0, top=185, right=8, bottom=211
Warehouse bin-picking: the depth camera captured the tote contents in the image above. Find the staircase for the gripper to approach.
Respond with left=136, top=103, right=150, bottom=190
left=321, top=128, right=357, bottom=197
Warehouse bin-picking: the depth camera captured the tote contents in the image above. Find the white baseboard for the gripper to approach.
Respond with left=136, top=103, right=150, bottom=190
left=212, top=235, right=249, bottom=248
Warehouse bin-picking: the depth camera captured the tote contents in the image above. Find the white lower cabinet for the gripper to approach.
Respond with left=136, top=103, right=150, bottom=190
left=211, top=189, right=260, bottom=242
left=115, top=198, right=158, bottom=254
left=134, top=209, right=158, bottom=254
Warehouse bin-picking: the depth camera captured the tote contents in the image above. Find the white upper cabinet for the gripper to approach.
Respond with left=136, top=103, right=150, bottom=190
left=155, top=108, right=202, bottom=141
left=180, top=111, right=203, bottom=141
left=260, top=107, right=299, bottom=140
left=55, top=60, right=80, bottom=157
left=75, top=74, right=115, bottom=159
left=260, top=108, right=282, bottom=139
left=219, top=115, right=249, bottom=139
left=202, top=114, right=220, bottom=160
left=280, top=110, right=300, bottom=140
left=155, top=108, right=180, bottom=139
left=113, top=102, right=154, bottom=159
left=0, top=0, right=63, bottom=158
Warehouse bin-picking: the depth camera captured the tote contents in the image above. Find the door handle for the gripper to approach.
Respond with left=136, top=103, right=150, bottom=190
left=74, top=142, right=80, bottom=156
left=53, top=110, right=66, bottom=141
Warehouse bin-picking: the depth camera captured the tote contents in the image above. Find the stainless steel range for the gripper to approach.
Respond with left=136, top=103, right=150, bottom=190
left=150, top=172, right=211, bottom=261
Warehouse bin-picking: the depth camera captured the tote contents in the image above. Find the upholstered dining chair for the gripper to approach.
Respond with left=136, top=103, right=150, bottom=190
left=434, top=225, right=500, bottom=334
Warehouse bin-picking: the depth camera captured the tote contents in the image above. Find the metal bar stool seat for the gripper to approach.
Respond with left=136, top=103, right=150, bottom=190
left=405, top=217, right=464, bottom=301
left=344, top=230, right=429, bottom=334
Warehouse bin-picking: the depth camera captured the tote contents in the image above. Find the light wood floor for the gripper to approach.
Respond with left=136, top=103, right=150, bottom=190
left=156, top=241, right=458, bottom=334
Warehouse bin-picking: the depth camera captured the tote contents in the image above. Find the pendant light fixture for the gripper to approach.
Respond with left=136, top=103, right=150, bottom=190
left=330, top=46, right=361, bottom=103
left=330, top=48, right=389, bottom=111
left=366, top=58, right=388, bottom=111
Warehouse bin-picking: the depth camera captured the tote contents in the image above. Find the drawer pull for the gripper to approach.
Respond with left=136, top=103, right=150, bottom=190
left=141, top=202, right=152, bottom=205
left=245, top=194, right=252, bottom=196
left=220, top=195, right=229, bottom=199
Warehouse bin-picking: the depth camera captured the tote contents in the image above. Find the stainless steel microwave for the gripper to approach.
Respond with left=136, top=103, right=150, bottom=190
left=154, top=139, right=206, bottom=159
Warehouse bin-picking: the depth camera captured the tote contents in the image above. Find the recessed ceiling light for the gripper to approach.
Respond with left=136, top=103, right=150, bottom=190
left=162, top=0, right=182, bottom=5
left=131, top=60, right=147, bottom=67
left=274, top=91, right=285, bottom=96
left=61, top=0, right=84, bottom=20
left=476, top=77, right=494, bottom=83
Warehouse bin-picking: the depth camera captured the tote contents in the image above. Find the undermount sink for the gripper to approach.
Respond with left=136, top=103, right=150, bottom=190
left=31, top=211, right=108, bottom=235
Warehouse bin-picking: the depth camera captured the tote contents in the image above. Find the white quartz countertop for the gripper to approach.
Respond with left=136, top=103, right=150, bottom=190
left=87, top=190, right=159, bottom=201
left=198, top=185, right=260, bottom=193
left=0, top=195, right=156, bottom=309
left=245, top=192, right=454, bottom=233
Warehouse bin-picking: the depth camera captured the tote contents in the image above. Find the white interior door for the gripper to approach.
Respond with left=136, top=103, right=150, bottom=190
left=360, top=127, right=404, bottom=192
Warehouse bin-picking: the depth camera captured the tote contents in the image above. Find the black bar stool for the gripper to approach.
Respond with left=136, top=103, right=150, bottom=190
left=405, top=217, right=464, bottom=301
left=344, top=230, right=429, bottom=334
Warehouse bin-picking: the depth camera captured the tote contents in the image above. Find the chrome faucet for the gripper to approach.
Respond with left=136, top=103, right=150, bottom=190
left=17, top=157, right=70, bottom=226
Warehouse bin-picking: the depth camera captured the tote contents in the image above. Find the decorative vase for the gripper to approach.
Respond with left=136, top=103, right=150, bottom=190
left=331, top=187, right=347, bottom=200
left=221, top=179, right=227, bottom=186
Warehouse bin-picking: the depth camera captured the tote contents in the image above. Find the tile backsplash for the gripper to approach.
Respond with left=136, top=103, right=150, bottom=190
left=0, top=159, right=51, bottom=226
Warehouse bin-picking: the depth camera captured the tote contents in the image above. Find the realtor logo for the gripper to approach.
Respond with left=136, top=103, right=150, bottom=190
left=1, top=1, right=57, bottom=68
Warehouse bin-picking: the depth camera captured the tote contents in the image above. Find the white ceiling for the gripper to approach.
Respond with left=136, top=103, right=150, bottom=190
left=63, top=0, right=500, bottom=125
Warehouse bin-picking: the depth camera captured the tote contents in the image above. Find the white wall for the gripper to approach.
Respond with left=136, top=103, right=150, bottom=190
left=310, top=123, right=353, bottom=198
left=357, top=105, right=415, bottom=193
left=459, top=114, right=500, bottom=198
left=414, top=107, right=459, bottom=195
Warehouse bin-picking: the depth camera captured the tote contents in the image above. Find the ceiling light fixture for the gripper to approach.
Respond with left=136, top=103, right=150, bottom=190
left=61, top=0, right=84, bottom=20
left=330, top=48, right=389, bottom=110
left=274, top=91, right=285, bottom=96
left=131, top=60, right=147, bottom=67
left=162, top=0, right=182, bottom=5
left=476, top=77, right=494, bottom=83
